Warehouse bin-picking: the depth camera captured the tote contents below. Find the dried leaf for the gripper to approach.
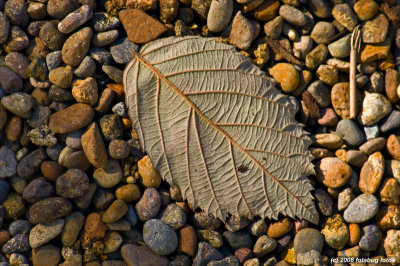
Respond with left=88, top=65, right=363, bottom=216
left=265, top=37, right=305, bottom=66
left=123, top=36, right=318, bottom=224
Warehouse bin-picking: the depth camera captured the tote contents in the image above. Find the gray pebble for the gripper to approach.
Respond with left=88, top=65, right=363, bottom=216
left=380, top=110, right=400, bottom=133
left=66, top=130, right=83, bottom=149
left=193, top=242, right=223, bottom=266
left=359, top=225, right=382, bottom=252
left=9, top=220, right=32, bottom=236
left=294, top=228, right=324, bottom=254
left=223, top=230, right=252, bottom=250
left=0, top=145, right=17, bottom=178
left=46, top=51, right=62, bottom=72
left=314, top=188, right=333, bottom=216
left=143, top=219, right=178, bottom=256
left=110, top=37, right=139, bottom=64
left=125, top=204, right=138, bottom=226
left=46, top=143, right=64, bottom=162
left=74, top=56, right=96, bottom=78
left=92, top=12, right=120, bottom=32
left=17, top=148, right=47, bottom=179
left=49, top=85, right=74, bottom=101
left=207, top=0, right=233, bottom=32
left=90, top=47, right=112, bottom=65
left=58, top=5, right=93, bottom=34
left=345, top=150, right=368, bottom=167
left=364, top=125, right=380, bottom=140
left=337, top=188, right=354, bottom=211
left=0, top=67, right=23, bottom=93
left=0, top=11, right=9, bottom=43
left=2, top=234, right=30, bottom=254
left=279, top=5, right=307, bottom=26
left=27, top=106, right=51, bottom=128
left=112, top=102, right=126, bottom=117
left=343, top=194, right=379, bottom=223
left=336, top=119, right=364, bottom=146
left=22, top=177, right=54, bottom=203
left=328, top=33, right=351, bottom=59
left=307, top=80, right=330, bottom=107
left=92, top=30, right=119, bottom=47
left=264, top=16, right=283, bottom=39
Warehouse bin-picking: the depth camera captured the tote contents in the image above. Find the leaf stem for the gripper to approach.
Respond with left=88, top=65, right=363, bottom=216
left=350, top=25, right=362, bottom=119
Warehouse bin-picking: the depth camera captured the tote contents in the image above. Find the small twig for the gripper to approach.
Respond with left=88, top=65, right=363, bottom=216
left=265, top=37, right=305, bottom=66
left=349, top=25, right=362, bottom=119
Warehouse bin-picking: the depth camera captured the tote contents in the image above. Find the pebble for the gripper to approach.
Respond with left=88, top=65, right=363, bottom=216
left=332, top=3, right=358, bottom=31
left=311, top=22, right=335, bottom=44
left=119, top=9, right=167, bottom=44
left=102, top=199, right=128, bottom=224
left=307, top=81, right=330, bottom=108
left=267, top=218, right=293, bottom=238
left=379, top=178, right=400, bottom=205
left=143, top=219, right=178, bottom=255
left=384, top=230, right=400, bottom=264
left=110, top=37, right=138, bottom=64
left=17, top=148, right=47, bottom=179
left=1, top=92, right=33, bottom=118
left=336, top=119, right=364, bottom=146
left=92, top=30, right=119, bottom=47
left=138, top=155, right=162, bottom=188
left=362, top=14, right=389, bottom=44
left=90, top=46, right=112, bottom=64
left=207, top=0, right=233, bottom=32
left=343, top=194, right=379, bottom=223
left=248, top=219, right=268, bottom=237
left=386, top=68, right=400, bottom=103
left=387, top=134, right=400, bottom=160
left=92, top=12, right=120, bottom=32
left=361, top=93, right=392, bottom=126
left=49, top=103, right=94, bottom=134
left=45, top=52, right=62, bottom=73
left=376, top=205, right=400, bottom=231
left=316, top=157, right=352, bottom=189
left=294, top=228, right=324, bottom=255
left=252, top=235, right=277, bottom=257
left=347, top=223, right=361, bottom=246
left=353, top=0, right=379, bottom=21
left=312, top=133, right=343, bottom=150
left=2, top=193, right=25, bottom=220
left=4, top=0, right=29, bottom=27
left=229, top=11, right=254, bottom=50
left=121, top=244, right=169, bottom=266
left=80, top=212, right=106, bottom=248
left=5, top=52, right=29, bottom=79
left=29, top=219, right=64, bottom=248
left=161, top=203, right=187, bottom=230
left=93, top=159, right=123, bottom=188
left=23, top=177, right=54, bottom=204
left=223, top=230, right=252, bottom=250
left=2, top=234, right=30, bottom=254
left=102, top=65, right=123, bottom=83
left=27, top=197, right=72, bottom=224
left=359, top=152, right=384, bottom=194
left=103, top=231, right=123, bottom=253
left=192, top=213, right=222, bottom=230
left=81, top=122, right=108, bottom=168
left=360, top=38, right=391, bottom=64
left=178, top=225, right=197, bottom=257
left=209, top=256, right=240, bottom=266
left=61, top=27, right=93, bottom=67
left=316, top=64, right=338, bottom=86
left=197, top=229, right=223, bottom=248
left=0, top=145, right=17, bottom=178
left=0, top=12, right=9, bottom=43
left=338, top=188, right=354, bottom=211
left=58, top=5, right=93, bottom=34
left=109, top=139, right=130, bottom=160
left=56, top=169, right=90, bottom=198
left=314, top=188, right=333, bottom=216
left=305, top=44, right=328, bottom=70
left=264, top=16, right=283, bottom=39
left=39, top=21, right=66, bottom=51
left=135, top=188, right=161, bottom=222
left=72, top=77, right=98, bottom=106
left=47, top=0, right=78, bottom=20
left=293, top=36, right=313, bottom=59
left=279, top=5, right=306, bottom=26
left=32, top=245, right=61, bottom=266
left=360, top=137, right=386, bottom=154
left=74, top=56, right=96, bottom=78
left=321, top=214, right=349, bottom=250
left=49, top=65, right=73, bottom=88
left=358, top=224, right=382, bottom=252
left=193, top=242, right=223, bottom=266
left=5, top=26, right=29, bottom=53
left=269, top=63, right=299, bottom=93
left=61, top=212, right=85, bottom=247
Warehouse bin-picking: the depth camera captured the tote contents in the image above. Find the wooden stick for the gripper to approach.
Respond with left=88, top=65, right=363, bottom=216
left=350, top=25, right=362, bottom=119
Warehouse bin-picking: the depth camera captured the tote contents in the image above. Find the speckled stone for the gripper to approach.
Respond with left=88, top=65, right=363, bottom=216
left=294, top=228, right=324, bottom=254
left=0, top=145, right=17, bottom=178
left=359, top=152, right=385, bottom=194
left=316, top=157, right=352, bottom=189
left=135, top=188, right=161, bottom=222
left=23, top=177, right=54, bottom=203
left=58, top=5, right=93, bottom=34
left=110, top=37, right=139, bottom=64
left=332, top=3, right=358, bottom=31
left=321, top=214, right=349, bottom=250
left=2, top=234, right=30, bottom=254
left=143, top=219, right=178, bottom=256
left=27, top=197, right=72, bottom=224
left=359, top=224, right=382, bottom=252
left=92, top=12, right=120, bottom=32
left=343, top=194, right=379, bottom=224
left=360, top=93, right=391, bottom=126
left=61, top=27, right=93, bottom=67
left=29, top=219, right=64, bottom=248
left=93, top=159, right=123, bottom=188
left=362, top=13, right=389, bottom=44
left=193, top=242, right=223, bottom=266
left=207, top=0, right=233, bottom=32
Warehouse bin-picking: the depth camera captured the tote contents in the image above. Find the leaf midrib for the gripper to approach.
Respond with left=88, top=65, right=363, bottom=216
left=132, top=50, right=316, bottom=221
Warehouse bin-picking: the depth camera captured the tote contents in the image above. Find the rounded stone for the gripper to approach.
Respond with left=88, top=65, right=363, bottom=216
left=56, top=169, right=90, bottom=198
left=115, top=184, right=141, bottom=203
left=375, top=205, right=400, bottom=231
left=138, top=155, right=162, bottom=188
left=8, top=220, right=31, bottom=236
left=1, top=92, right=34, bottom=118
left=294, top=228, right=324, bottom=254
left=32, top=245, right=61, bottom=266
left=23, top=177, right=54, bottom=203
left=92, top=30, right=119, bottom=47
left=269, top=63, right=299, bottom=93
left=207, top=0, right=233, bottom=32
left=354, top=0, right=379, bottom=21
left=316, top=64, right=338, bottom=86
left=307, top=81, right=330, bottom=108
left=109, top=139, right=130, bottom=160
left=361, top=93, right=392, bottom=126
left=5, top=52, right=29, bottom=79
left=74, top=56, right=96, bottom=78
left=328, top=34, right=351, bottom=59
left=58, top=5, right=93, bottom=34
left=80, top=212, right=106, bottom=249
left=81, top=122, right=108, bottom=168
left=2, top=193, right=25, bottom=220
left=135, top=188, right=161, bottom=222
left=348, top=223, right=361, bottom=246
left=102, top=199, right=128, bottom=224
left=27, top=197, right=72, bottom=224
left=0, top=145, right=17, bottom=178
left=359, top=224, right=382, bottom=252
left=4, top=0, right=29, bottom=27
left=161, top=203, right=187, bottom=230
left=47, top=0, right=78, bottom=19
left=61, top=212, right=85, bottom=247
left=2, top=234, right=30, bottom=254
left=178, top=225, right=197, bottom=257
left=61, top=27, right=93, bottom=67
left=229, top=11, right=254, bottom=50
left=279, top=5, right=307, bottom=26
left=99, top=114, right=123, bottom=141
left=110, top=37, right=138, bottom=64
left=314, top=188, right=333, bottom=216
left=332, top=3, right=358, bottom=31
left=379, top=178, right=400, bottom=205
left=321, top=214, right=349, bottom=250
left=49, top=103, right=94, bottom=134
left=253, top=235, right=277, bottom=258
left=316, top=157, right=352, bottom=189
left=336, top=119, right=364, bottom=146
left=93, top=159, right=123, bottom=188
left=343, top=194, right=379, bottom=224
left=72, top=77, right=98, bottom=106
left=39, top=21, right=66, bottom=51
left=387, top=134, right=400, bottom=161
left=267, top=218, right=293, bottom=238
left=311, top=22, right=335, bottom=44
left=308, top=0, right=331, bottom=18
left=143, top=219, right=178, bottom=255
left=29, top=219, right=64, bottom=248
left=359, top=152, right=384, bottom=194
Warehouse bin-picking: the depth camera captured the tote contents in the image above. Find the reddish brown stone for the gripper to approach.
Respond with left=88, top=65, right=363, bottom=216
left=234, top=247, right=253, bottom=264
left=387, top=134, right=400, bottom=160
left=49, top=103, right=94, bottom=134
left=178, top=225, right=197, bottom=257
left=375, top=205, right=400, bottom=231
left=81, top=212, right=107, bottom=248
left=81, top=122, right=108, bottom=168
left=119, top=9, right=168, bottom=44
left=5, top=116, right=22, bottom=142
left=359, top=152, right=384, bottom=194
left=347, top=224, right=360, bottom=246
left=0, top=229, right=11, bottom=247
left=385, top=68, right=400, bottom=103
left=41, top=161, right=66, bottom=182
left=316, top=157, right=352, bottom=189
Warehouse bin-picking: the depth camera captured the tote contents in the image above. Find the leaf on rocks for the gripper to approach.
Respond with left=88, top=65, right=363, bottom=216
left=124, top=36, right=318, bottom=224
